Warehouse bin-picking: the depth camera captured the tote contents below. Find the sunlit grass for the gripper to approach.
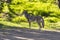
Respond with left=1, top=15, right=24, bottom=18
left=0, top=21, right=21, bottom=29
left=20, top=22, right=39, bottom=29
left=0, top=21, right=60, bottom=30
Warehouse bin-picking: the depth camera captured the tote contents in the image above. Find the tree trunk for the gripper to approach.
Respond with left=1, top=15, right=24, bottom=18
left=58, top=0, right=60, bottom=8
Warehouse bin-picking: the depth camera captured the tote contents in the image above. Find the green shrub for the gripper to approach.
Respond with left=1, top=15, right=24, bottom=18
left=12, top=16, right=27, bottom=23
left=45, top=17, right=59, bottom=23
left=0, top=18, right=6, bottom=21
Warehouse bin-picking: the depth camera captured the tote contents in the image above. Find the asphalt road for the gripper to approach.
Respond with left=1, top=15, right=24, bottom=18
left=0, top=28, right=60, bottom=40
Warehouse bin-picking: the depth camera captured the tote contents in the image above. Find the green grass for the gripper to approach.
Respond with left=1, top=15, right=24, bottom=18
left=0, top=21, right=60, bottom=30
left=20, top=22, right=39, bottom=29
left=18, top=22, right=60, bottom=30
left=0, top=21, right=21, bottom=29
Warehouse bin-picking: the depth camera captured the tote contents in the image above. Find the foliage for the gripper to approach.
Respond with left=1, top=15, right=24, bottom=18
left=0, top=0, right=60, bottom=30
left=12, top=16, right=27, bottom=23
left=9, top=0, right=60, bottom=23
left=45, top=17, right=60, bottom=23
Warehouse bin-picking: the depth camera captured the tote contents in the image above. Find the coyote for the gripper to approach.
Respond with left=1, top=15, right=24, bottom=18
left=21, top=10, right=44, bottom=30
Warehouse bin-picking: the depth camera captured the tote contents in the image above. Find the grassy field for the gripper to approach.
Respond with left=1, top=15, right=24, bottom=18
left=0, top=21, right=60, bottom=31
left=19, top=22, right=60, bottom=30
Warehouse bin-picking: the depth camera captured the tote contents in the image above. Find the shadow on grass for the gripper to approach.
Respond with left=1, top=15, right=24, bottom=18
left=0, top=23, right=21, bottom=29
